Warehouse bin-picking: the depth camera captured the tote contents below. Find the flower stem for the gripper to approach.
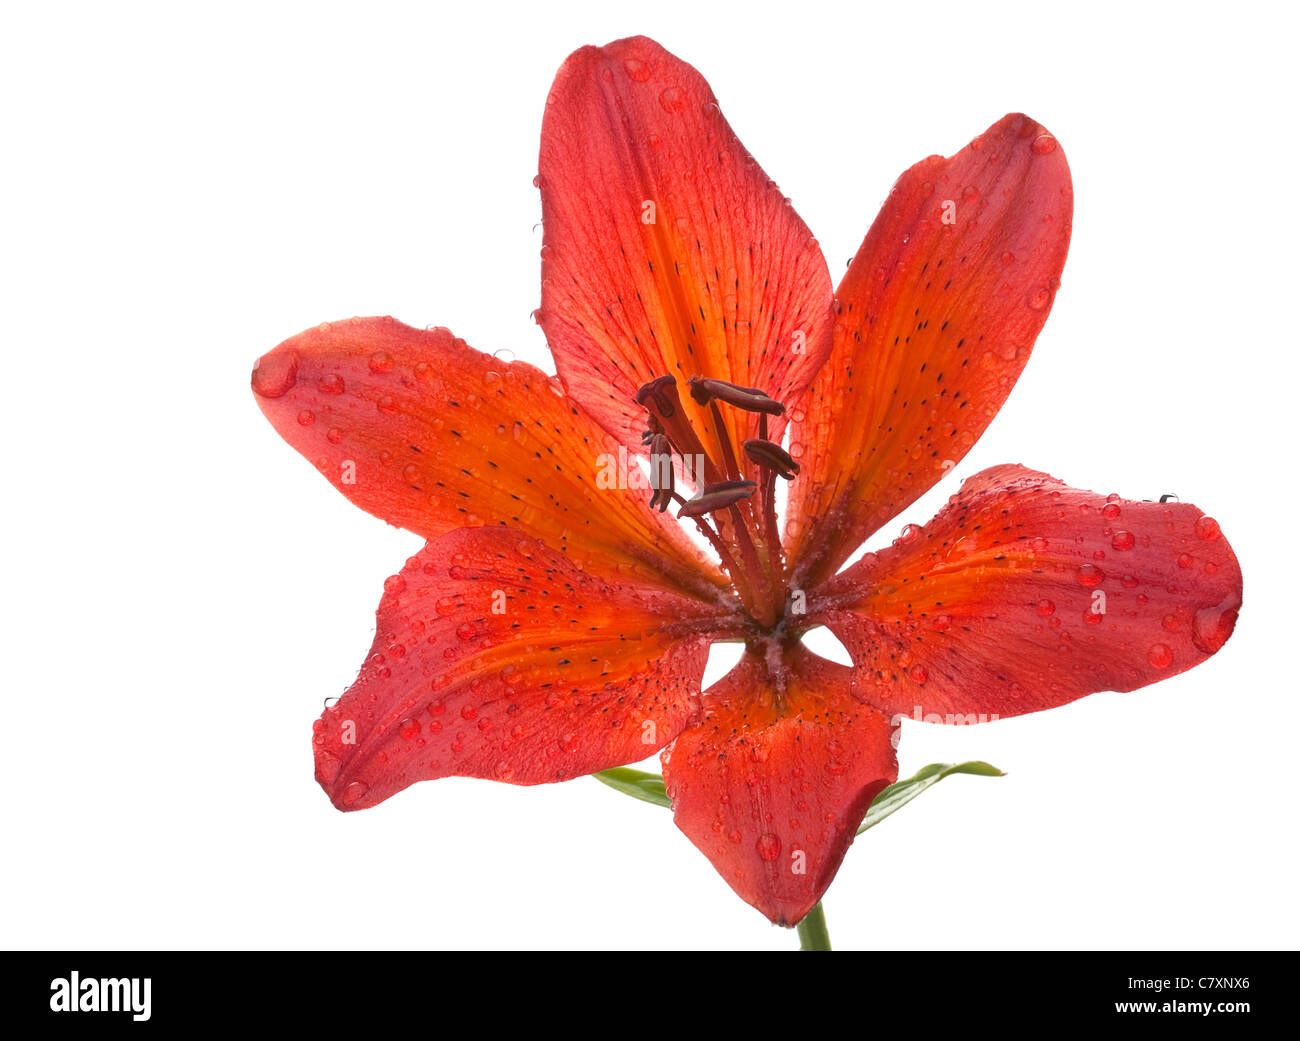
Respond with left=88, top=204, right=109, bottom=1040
left=796, top=901, right=831, bottom=951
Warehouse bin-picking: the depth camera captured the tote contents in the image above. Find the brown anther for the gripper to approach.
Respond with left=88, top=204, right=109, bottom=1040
left=647, top=433, right=674, bottom=513
left=678, top=479, right=757, bottom=518
left=633, top=374, right=722, bottom=488
left=742, top=438, right=801, bottom=480
left=687, top=376, right=785, bottom=416
left=635, top=375, right=679, bottom=419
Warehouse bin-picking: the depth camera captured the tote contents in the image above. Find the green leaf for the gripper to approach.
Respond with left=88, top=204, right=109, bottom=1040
left=856, top=761, right=1004, bottom=835
left=592, top=767, right=671, bottom=809
left=591, top=760, right=1004, bottom=829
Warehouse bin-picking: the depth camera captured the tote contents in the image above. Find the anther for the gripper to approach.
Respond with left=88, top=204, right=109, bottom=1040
left=678, top=479, right=757, bottom=518
left=635, top=375, right=679, bottom=419
left=633, top=374, right=721, bottom=488
left=647, top=433, right=674, bottom=512
left=742, top=438, right=800, bottom=480
left=687, top=376, right=785, bottom=416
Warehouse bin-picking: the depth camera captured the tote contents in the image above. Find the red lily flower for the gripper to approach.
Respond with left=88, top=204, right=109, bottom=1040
left=250, top=36, right=1241, bottom=927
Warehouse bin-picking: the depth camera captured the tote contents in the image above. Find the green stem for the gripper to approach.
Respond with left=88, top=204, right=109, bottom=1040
left=796, top=901, right=831, bottom=951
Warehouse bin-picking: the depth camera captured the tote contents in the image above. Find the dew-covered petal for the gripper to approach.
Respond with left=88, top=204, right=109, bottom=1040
left=313, top=528, right=740, bottom=811
left=251, top=316, right=726, bottom=599
left=538, top=36, right=833, bottom=463
left=785, top=114, right=1073, bottom=587
left=661, top=643, right=897, bottom=926
left=808, top=466, right=1242, bottom=720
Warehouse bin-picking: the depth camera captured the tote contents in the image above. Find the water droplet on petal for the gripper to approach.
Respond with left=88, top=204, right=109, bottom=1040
left=1195, top=515, right=1221, bottom=541
left=251, top=350, right=299, bottom=398
left=1147, top=643, right=1174, bottom=669
left=623, top=57, right=652, bottom=81
left=317, top=373, right=345, bottom=395
left=1031, top=133, right=1058, bottom=155
left=658, top=85, right=688, bottom=113
left=756, top=833, right=782, bottom=861
left=1192, top=601, right=1238, bottom=654
left=1111, top=530, right=1135, bottom=551
left=341, top=781, right=369, bottom=806
left=1076, top=564, right=1104, bottom=588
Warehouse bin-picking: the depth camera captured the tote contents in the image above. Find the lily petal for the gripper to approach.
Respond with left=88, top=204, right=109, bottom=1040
left=251, top=316, right=725, bottom=599
left=786, top=114, right=1073, bottom=587
left=662, top=643, right=897, bottom=926
left=313, top=528, right=738, bottom=811
left=809, top=466, right=1242, bottom=720
left=538, top=36, right=833, bottom=463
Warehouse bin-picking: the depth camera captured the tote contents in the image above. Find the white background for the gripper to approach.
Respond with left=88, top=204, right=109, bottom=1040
left=3, top=0, right=1295, bottom=951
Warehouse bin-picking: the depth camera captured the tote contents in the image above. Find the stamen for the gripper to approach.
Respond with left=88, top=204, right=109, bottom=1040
left=743, top=438, right=800, bottom=480
left=688, top=376, right=785, bottom=416
left=753, top=436, right=782, bottom=588
left=634, top=375, right=722, bottom=487
left=708, top=400, right=743, bottom=481
left=751, top=413, right=785, bottom=622
left=634, top=375, right=678, bottom=418
left=678, top=480, right=757, bottom=518
left=647, top=433, right=674, bottom=513
left=632, top=373, right=790, bottom=628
